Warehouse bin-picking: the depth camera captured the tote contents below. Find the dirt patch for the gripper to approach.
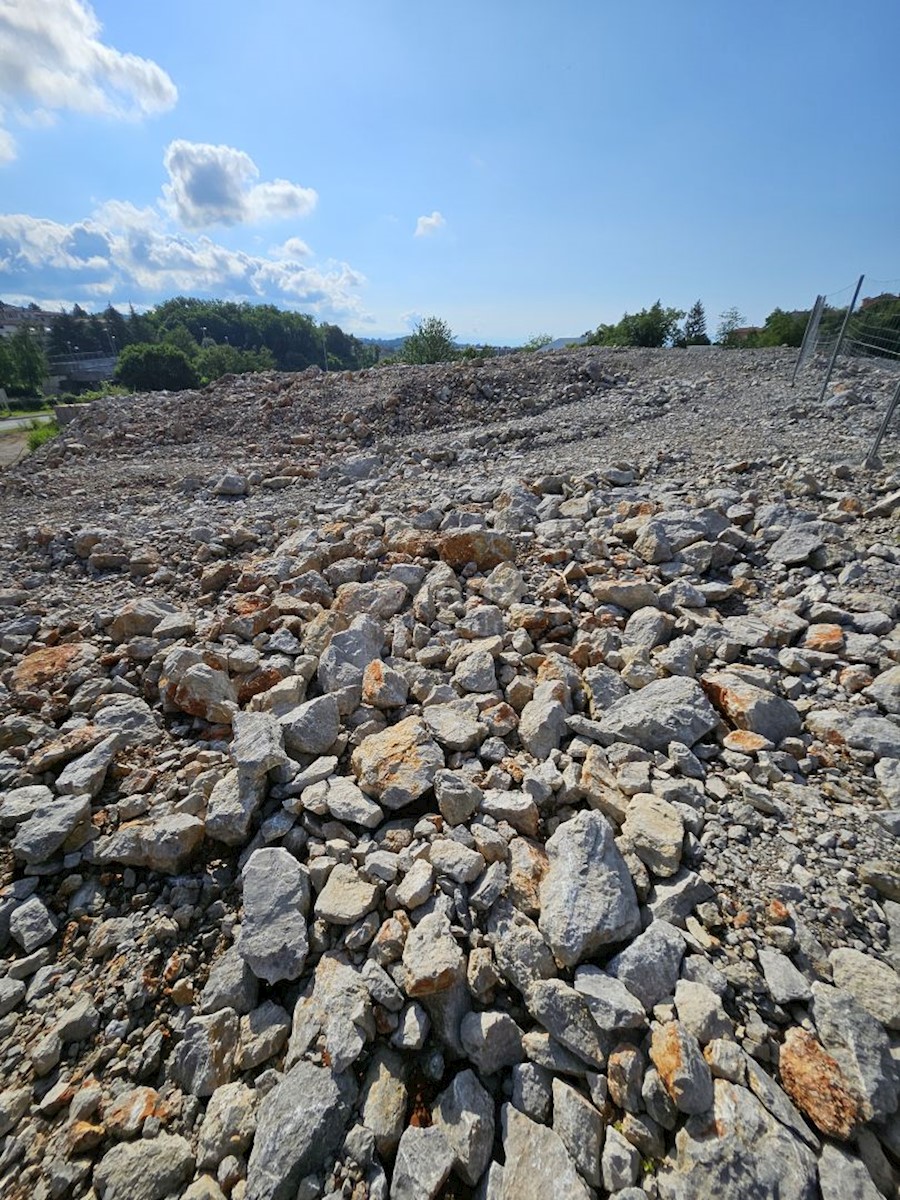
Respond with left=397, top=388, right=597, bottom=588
left=0, top=432, right=27, bottom=468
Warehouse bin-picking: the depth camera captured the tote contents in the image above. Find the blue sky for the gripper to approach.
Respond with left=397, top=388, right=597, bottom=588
left=0, top=0, right=898, bottom=343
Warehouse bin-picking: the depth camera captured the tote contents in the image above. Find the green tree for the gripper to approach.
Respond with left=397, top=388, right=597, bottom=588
left=521, top=333, right=553, bottom=352
left=161, top=323, right=200, bottom=359
left=681, top=300, right=710, bottom=346
left=114, top=343, right=198, bottom=391
left=401, top=316, right=458, bottom=364
left=587, top=301, right=684, bottom=348
left=716, top=307, right=746, bottom=347
left=5, top=328, right=47, bottom=395
left=195, top=343, right=275, bottom=384
left=0, top=338, right=15, bottom=396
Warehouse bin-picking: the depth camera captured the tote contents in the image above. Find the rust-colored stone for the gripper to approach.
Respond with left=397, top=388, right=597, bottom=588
left=439, top=529, right=516, bottom=570
left=11, top=642, right=89, bottom=692
left=779, top=1026, right=864, bottom=1140
left=722, top=729, right=771, bottom=754
left=804, top=623, right=845, bottom=653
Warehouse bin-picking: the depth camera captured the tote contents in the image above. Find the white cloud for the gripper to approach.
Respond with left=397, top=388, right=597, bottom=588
left=271, top=236, right=313, bottom=261
left=0, top=204, right=367, bottom=319
left=0, top=0, right=177, bottom=161
left=162, top=140, right=317, bottom=229
left=414, top=210, right=446, bottom=238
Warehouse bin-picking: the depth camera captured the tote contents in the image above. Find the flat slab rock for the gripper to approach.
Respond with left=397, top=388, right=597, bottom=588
left=597, top=676, right=719, bottom=752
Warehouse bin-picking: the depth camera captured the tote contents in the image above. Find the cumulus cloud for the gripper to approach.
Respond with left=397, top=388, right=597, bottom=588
left=163, top=140, right=317, bottom=229
left=414, top=210, right=446, bottom=238
left=0, top=0, right=177, bottom=161
left=0, top=205, right=367, bottom=318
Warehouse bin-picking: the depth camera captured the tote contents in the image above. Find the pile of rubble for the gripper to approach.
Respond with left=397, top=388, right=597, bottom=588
left=0, top=347, right=898, bottom=1200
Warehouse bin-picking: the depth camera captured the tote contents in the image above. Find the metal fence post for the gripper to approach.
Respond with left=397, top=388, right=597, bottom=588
left=865, top=375, right=900, bottom=468
left=791, top=294, right=824, bottom=387
left=818, top=275, right=864, bottom=403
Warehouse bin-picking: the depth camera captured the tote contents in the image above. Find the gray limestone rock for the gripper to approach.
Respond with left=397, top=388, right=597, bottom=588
left=230, top=710, right=287, bottom=774
left=245, top=1061, right=356, bottom=1200
left=206, top=768, right=264, bottom=846
left=314, top=863, right=380, bottom=925
left=552, top=1077, right=604, bottom=1187
left=280, top=694, right=341, bottom=757
left=11, top=791, right=91, bottom=864
left=171, top=1008, right=239, bottom=1097
left=649, top=1021, right=714, bottom=1115
left=657, top=1080, right=817, bottom=1200
left=403, top=909, right=464, bottom=996
left=597, top=676, right=718, bottom=751
left=758, top=947, right=812, bottom=1005
left=197, top=1081, right=257, bottom=1169
left=817, top=1143, right=882, bottom=1200
left=498, top=1104, right=592, bottom=1200
left=287, top=952, right=375, bottom=1075
left=864, top=664, right=900, bottom=715
left=602, top=1126, right=640, bottom=1192
left=460, top=1010, right=526, bottom=1075
left=608, top=920, right=686, bottom=1011
left=9, top=894, right=56, bottom=951
left=538, top=809, right=640, bottom=968
left=518, top=697, right=568, bottom=759
left=829, top=947, right=900, bottom=1030
left=431, top=1069, right=495, bottom=1187
left=238, top=848, right=310, bottom=984
left=810, top=982, right=899, bottom=1124
left=55, top=733, right=121, bottom=798
left=93, top=1133, right=195, bottom=1200
left=361, top=1047, right=408, bottom=1154
left=573, top=967, right=648, bottom=1033
left=487, top=899, right=557, bottom=995
left=200, top=946, right=259, bottom=1015
left=391, top=1125, right=456, bottom=1200
left=525, top=978, right=607, bottom=1068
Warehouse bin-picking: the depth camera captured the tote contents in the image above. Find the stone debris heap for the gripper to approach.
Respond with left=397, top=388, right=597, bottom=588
left=0, top=347, right=898, bottom=1200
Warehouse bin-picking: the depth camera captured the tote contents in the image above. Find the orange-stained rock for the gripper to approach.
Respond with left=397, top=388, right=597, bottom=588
left=351, top=716, right=444, bottom=810
left=386, top=529, right=440, bottom=558
left=803, top=623, right=845, bottom=653
left=68, top=1121, right=105, bottom=1153
left=28, top=724, right=103, bottom=771
left=507, top=837, right=549, bottom=916
left=779, top=1026, right=864, bottom=1140
left=722, top=729, right=772, bottom=754
left=439, top=529, right=516, bottom=570
left=104, top=1086, right=166, bottom=1139
left=11, top=642, right=92, bottom=692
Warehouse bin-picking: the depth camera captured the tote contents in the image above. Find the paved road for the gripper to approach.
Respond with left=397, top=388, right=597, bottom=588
left=0, top=413, right=52, bottom=433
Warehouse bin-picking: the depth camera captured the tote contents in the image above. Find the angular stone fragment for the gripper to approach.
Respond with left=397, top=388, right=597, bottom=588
left=9, top=894, right=56, bottom=951
left=573, top=966, right=647, bottom=1033
left=352, top=716, right=444, bottom=809
left=92, top=812, right=204, bottom=873
left=758, top=947, right=812, bottom=1005
left=236, top=1001, right=291, bottom=1071
left=703, top=671, right=801, bottom=743
left=171, top=1009, right=238, bottom=1097
left=197, top=1081, right=257, bottom=1169
left=608, top=920, right=685, bottom=1010
left=602, top=1125, right=640, bottom=1192
left=93, top=1133, right=195, bottom=1200
left=11, top=791, right=91, bottom=864
left=552, top=1077, right=603, bottom=1187
left=315, top=863, right=380, bottom=925
left=391, top=1124, right=456, bottom=1200
left=498, top=1104, right=592, bottom=1200
left=779, top=1027, right=865, bottom=1140
left=538, top=809, right=640, bottom=968
left=525, top=978, right=606, bottom=1068
left=657, top=1080, right=817, bottom=1200
left=599, top=676, right=718, bottom=751
left=279, top=693, right=340, bottom=756
left=429, top=838, right=485, bottom=884
left=674, top=979, right=733, bottom=1044
left=829, top=948, right=900, bottom=1030
left=286, top=953, right=375, bottom=1074
left=238, top=848, right=309, bottom=984
left=649, top=1021, right=714, bottom=1114
left=55, top=733, right=121, bottom=797
left=487, top=899, right=557, bottom=994
left=768, top=526, right=824, bottom=565
left=621, top=792, right=684, bottom=877
left=440, top=529, right=516, bottom=570
left=460, top=1011, right=526, bottom=1075
left=431, top=1069, right=495, bottom=1187
left=360, top=1047, right=408, bottom=1154
left=403, top=910, right=464, bottom=996
left=809, top=983, right=898, bottom=1124
left=423, top=700, right=486, bottom=752
left=230, top=710, right=287, bottom=775
left=817, top=1142, right=883, bottom=1200
left=200, top=946, right=259, bottom=1015
left=518, top=697, right=568, bottom=759
left=206, top=769, right=264, bottom=846
left=245, top=1061, right=356, bottom=1200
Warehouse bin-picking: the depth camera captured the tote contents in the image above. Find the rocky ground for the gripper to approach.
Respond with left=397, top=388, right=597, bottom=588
left=0, top=345, right=898, bottom=1200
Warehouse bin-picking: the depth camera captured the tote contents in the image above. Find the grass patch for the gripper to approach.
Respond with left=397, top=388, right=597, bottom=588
left=27, top=419, right=59, bottom=451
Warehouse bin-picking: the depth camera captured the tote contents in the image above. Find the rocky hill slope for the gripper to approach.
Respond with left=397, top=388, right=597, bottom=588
left=0, top=347, right=898, bottom=1200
